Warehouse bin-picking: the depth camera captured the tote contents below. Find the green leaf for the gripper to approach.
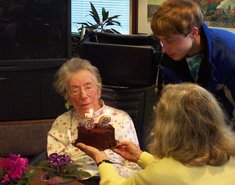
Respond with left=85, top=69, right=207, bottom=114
left=107, top=15, right=121, bottom=21
left=102, top=8, right=109, bottom=22
left=106, top=20, right=121, bottom=26
left=66, top=164, right=77, bottom=174
left=76, top=21, right=89, bottom=25
left=26, top=169, right=37, bottom=182
left=107, top=28, right=121, bottom=34
left=77, top=171, right=92, bottom=179
left=62, top=171, right=91, bottom=180
left=83, top=22, right=95, bottom=27
left=60, top=177, right=75, bottom=183
left=90, top=2, right=100, bottom=24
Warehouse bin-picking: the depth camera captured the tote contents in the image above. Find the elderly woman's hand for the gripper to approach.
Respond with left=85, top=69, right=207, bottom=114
left=113, top=141, right=143, bottom=163
left=76, top=143, right=108, bottom=164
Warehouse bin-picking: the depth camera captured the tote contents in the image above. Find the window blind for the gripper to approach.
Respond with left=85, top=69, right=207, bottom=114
left=71, top=0, right=130, bottom=34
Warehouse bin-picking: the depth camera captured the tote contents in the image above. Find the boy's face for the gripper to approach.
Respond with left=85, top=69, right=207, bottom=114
left=158, top=34, right=193, bottom=61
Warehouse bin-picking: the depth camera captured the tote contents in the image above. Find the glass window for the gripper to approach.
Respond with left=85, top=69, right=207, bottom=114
left=71, top=0, right=130, bottom=34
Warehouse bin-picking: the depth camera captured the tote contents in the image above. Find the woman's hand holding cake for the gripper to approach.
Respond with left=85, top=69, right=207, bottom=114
left=76, top=142, right=108, bottom=164
left=113, top=141, right=143, bottom=163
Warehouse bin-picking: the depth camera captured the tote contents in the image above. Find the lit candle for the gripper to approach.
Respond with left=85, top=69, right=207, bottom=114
left=84, top=109, right=95, bottom=129
left=85, top=109, right=94, bottom=119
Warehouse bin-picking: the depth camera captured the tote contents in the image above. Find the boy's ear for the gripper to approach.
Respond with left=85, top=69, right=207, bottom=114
left=191, top=26, right=199, bottom=38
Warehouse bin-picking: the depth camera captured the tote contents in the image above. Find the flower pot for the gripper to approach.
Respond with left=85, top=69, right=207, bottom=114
left=41, top=173, right=76, bottom=185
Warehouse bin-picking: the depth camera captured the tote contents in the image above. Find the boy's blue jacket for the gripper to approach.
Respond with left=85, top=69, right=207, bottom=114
left=158, top=22, right=235, bottom=123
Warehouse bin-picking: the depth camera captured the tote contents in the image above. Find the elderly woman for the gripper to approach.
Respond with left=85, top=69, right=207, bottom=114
left=78, top=83, right=235, bottom=185
left=47, top=57, right=140, bottom=184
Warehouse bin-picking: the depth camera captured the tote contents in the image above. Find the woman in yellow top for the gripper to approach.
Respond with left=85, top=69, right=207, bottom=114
left=77, top=83, right=235, bottom=185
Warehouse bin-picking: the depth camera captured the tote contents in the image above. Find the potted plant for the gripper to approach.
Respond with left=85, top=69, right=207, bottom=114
left=38, top=153, right=91, bottom=185
left=0, top=154, right=36, bottom=185
left=76, top=2, right=122, bottom=34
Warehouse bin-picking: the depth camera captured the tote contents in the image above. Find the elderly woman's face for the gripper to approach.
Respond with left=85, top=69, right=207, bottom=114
left=68, top=70, right=101, bottom=115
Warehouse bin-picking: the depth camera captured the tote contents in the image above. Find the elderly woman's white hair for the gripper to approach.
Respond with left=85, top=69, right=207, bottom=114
left=53, top=57, right=102, bottom=101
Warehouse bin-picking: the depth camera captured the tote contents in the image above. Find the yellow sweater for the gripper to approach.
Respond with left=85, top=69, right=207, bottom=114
left=98, top=152, right=235, bottom=185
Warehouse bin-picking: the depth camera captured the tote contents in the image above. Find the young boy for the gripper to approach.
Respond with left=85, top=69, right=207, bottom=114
left=151, top=0, right=235, bottom=126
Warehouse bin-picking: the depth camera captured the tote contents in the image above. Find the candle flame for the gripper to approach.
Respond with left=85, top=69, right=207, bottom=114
left=89, top=109, right=94, bottom=114
left=85, top=109, right=94, bottom=119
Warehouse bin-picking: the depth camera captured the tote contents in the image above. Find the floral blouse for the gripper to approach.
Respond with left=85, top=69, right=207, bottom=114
left=47, top=102, right=141, bottom=177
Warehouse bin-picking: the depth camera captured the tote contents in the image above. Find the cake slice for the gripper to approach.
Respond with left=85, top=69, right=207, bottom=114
left=75, top=123, right=117, bottom=150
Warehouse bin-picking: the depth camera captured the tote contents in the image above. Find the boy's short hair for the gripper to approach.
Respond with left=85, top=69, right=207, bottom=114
left=151, top=0, right=203, bottom=36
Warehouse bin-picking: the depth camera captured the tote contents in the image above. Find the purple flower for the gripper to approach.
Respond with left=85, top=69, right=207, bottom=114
left=48, top=153, right=72, bottom=167
left=38, top=153, right=92, bottom=181
left=1, top=154, right=28, bottom=183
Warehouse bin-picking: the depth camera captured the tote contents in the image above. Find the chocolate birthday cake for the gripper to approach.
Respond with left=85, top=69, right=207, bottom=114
left=75, top=115, right=117, bottom=150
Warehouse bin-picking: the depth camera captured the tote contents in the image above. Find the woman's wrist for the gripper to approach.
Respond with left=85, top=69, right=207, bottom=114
left=95, top=157, right=108, bottom=164
left=94, top=152, right=109, bottom=164
left=133, top=150, right=143, bottom=163
left=96, top=159, right=113, bottom=167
